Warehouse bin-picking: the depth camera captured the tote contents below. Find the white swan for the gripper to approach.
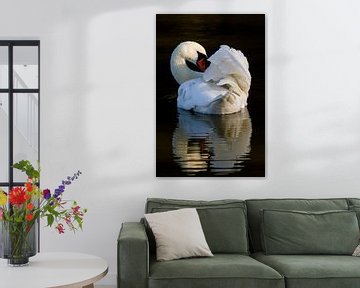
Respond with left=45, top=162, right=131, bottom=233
left=170, top=41, right=251, bottom=115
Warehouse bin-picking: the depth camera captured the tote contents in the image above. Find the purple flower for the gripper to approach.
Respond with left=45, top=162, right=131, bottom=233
left=43, top=189, right=51, bottom=200
left=54, top=189, right=63, bottom=198
left=61, top=171, right=82, bottom=187
left=54, top=170, right=82, bottom=199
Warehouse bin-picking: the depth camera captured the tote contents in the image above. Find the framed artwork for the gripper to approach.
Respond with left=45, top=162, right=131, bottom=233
left=156, top=14, right=265, bottom=177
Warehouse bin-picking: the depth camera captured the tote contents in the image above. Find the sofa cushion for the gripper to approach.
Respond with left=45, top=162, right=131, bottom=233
left=261, top=209, right=359, bottom=255
left=146, top=198, right=249, bottom=254
left=149, top=254, right=284, bottom=288
left=347, top=198, right=360, bottom=207
left=145, top=208, right=213, bottom=261
left=252, top=252, right=360, bottom=288
left=246, top=198, right=349, bottom=252
left=346, top=199, right=360, bottom=229
left=348, top=205, right=360, bottom=228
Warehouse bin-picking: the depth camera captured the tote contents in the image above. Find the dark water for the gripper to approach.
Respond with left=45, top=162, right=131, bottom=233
left=156, top=14, right=265, bottom=177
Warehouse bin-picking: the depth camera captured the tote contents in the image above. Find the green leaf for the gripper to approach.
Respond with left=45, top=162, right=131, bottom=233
left=12, top=160, right=29, bottom=170
left=47, top=214, right=54, bottom=227
left=75, top=216, right=83, bottom=230
left=12, top=160, right=40, bottom=180
left=49, top=209, right=59, bottom=217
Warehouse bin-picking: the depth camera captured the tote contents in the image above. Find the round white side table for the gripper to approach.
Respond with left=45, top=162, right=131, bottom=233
left=0, top=252, right=108, bottom=288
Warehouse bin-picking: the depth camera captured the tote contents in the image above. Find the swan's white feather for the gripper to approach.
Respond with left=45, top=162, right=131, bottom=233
left=178, top=78, right=226, bottom=109
left=204, top=45, right=251, bottom=94
left=171, top=42, right=251, bottom=115
left=177, top=78, right=247, bottom=114
left=205, top=45, right=250, bottom=80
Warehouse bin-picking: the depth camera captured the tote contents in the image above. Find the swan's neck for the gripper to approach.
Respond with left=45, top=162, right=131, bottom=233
left=170, top=50, right=203, bottom=85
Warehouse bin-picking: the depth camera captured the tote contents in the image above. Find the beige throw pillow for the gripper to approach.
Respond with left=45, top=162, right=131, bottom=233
left=145, top=208, right=213, bottom=261
left=353, top=244, right=360, bottom=256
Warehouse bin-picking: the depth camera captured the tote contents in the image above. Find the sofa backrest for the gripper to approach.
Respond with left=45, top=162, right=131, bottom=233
left=348, top=198, right=360, bottom=207
left=245, top=198, right=349, bottom=252
left=145, top=198, right=249, bottom=254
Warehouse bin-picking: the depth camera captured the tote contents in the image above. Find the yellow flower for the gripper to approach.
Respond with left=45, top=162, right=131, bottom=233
left=0, top=189, right=7, bottom=206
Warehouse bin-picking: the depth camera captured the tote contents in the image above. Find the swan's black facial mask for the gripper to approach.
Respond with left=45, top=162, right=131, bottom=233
left=185, top=51, right=211, bottom=73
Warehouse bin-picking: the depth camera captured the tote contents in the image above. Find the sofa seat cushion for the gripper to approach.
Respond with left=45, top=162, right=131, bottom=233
left=252, top=252, right=360, bottom=288
left=149, top=254, right=284, bottom=288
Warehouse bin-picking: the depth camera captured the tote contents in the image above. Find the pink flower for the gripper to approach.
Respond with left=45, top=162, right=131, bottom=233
left=0, top=208, right=3, bottom=220
left=65, top=214, right=71, bottom=225
left=56, top=223, right=65, bottom=234
left=72, top=205, right=80, bottom=215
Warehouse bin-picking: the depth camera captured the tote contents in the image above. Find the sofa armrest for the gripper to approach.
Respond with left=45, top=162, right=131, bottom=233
left=118, top=222, right=149, bottom=288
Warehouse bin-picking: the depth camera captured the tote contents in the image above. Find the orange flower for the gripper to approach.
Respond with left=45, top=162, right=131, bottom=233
left=26, top=214, right=33, bottom=221
left=24, top=193, right=31, bottom=200
left=25, top=182, right=33, bottom=192
left=26, top=203, right=34, bottom=210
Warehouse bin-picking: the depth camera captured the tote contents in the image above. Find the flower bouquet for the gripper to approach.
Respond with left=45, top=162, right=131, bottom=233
left=0, top=160, right=87, bottom=266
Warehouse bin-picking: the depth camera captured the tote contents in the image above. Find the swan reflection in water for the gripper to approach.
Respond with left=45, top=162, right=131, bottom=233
left=172, top=108, right=252, bottom=176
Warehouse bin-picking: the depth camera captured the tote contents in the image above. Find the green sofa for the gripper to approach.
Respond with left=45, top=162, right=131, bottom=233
left=118, top=198, right=360, bottom=288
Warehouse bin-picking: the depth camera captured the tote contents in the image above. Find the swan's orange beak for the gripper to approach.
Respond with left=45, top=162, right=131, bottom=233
left=196, top=52, right=210, bottom=72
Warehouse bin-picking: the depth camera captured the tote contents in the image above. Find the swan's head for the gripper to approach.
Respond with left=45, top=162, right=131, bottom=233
left=170, top=41, right=211, bottom=85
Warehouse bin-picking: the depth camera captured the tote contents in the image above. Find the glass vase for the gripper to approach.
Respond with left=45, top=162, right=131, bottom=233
left=0, top=220, right=37, bottom=266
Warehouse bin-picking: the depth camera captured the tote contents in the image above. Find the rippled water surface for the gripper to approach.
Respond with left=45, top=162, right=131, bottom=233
left=156, top=15, right=265, bottom=177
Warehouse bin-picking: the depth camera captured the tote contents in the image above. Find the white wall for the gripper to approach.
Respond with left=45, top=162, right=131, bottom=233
left=1, top=0, right=360, bottom=285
